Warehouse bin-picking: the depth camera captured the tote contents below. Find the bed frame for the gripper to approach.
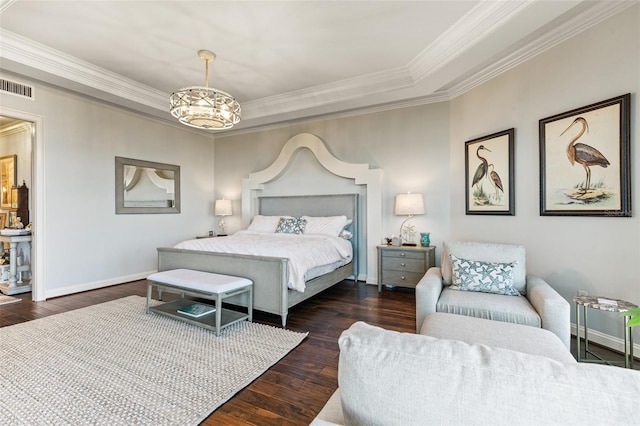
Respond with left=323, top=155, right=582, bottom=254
left=156, top=194, right=359, bottom=326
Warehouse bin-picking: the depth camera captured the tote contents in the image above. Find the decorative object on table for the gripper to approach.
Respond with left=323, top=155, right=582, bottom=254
left=384, top=237, right=393, bottom=246
left=539, top=93, right=631, bottom=217
left=0, top=154, right=16, bottom=210
left=574, top=295, right=636, bottom=369
left=394, top=193, right=424, bottom=246
left=465, top=128, right=514, bottom=215
left=169, top=49, right=241, bottom=130
left=214, top=198, right=232, bottom=236
left=0, top=296, right=307, bottom=425
left=0, top=212, right=7, bottom=229
left=11, top=181, right=29, bottom=225
left=419, top=232, right=430, bottom=247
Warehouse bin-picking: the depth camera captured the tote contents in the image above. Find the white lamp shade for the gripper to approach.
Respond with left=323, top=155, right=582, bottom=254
left=214, top=199, right=232, bottom=216
left=394, top=193, right=425, bottom=216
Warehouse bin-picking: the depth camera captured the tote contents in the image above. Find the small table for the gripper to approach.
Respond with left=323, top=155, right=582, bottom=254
left=0, top=233, right=32, bottom=295
left=573, top=295, right=637, bottom=368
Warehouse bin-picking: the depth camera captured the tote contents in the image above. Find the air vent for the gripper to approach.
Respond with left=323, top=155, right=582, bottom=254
left=0, top=78, right=34, bottom=100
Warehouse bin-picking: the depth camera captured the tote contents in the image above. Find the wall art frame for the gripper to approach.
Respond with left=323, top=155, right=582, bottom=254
left=0, top=212, right=7, bottom=229
left=539, top=93, right=630, bottom=217
left=465, top=128, right=515, bottom=215
left=0, top=155, right=16, bottom=210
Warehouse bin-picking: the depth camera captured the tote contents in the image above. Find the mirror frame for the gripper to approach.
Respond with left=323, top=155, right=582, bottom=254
left=115, top=156, right=181, bottom=214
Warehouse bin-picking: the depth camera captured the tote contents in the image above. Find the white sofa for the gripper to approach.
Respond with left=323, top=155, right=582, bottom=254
left=416, top=241, right=571, bottom=349
left=312, top=313, right=640, bottom=425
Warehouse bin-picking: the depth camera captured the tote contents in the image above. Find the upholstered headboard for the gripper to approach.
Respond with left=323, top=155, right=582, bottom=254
left=258, top=194, right=359, bottom=278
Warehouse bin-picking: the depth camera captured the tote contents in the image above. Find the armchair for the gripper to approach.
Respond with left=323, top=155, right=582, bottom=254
left=416, top=241, right=570, bottom=349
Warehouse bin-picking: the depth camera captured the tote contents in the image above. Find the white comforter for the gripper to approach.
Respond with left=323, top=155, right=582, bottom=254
left=174, top=230, right=353, bottom=292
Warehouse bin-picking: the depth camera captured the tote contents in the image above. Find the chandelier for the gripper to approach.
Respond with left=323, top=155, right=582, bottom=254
left=169, top=50, right=241, bottom=130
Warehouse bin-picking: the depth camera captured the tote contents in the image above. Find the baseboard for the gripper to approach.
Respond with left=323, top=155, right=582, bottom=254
left=572, top=322, right=639, bottom=358
left=44, top=271, right=155, bottom=299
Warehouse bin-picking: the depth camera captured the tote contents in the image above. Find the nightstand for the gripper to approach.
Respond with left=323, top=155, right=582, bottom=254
left=377, top=245, right=436, bottom=292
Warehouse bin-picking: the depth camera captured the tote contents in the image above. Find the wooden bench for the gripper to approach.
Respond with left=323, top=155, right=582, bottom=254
left=146, top=268, right=253, bottom=335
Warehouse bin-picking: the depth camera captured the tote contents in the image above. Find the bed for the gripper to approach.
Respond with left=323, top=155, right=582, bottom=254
left=156, top=193, right=359, bottom=326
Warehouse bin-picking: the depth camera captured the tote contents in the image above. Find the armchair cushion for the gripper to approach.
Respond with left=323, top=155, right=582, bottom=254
left=442, top=241, right=526, bottom=294
left=437, top=288, right=541, bottom=328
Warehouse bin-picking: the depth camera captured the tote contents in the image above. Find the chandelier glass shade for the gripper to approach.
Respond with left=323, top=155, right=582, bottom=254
left=169, top=50, right=241, bottom=130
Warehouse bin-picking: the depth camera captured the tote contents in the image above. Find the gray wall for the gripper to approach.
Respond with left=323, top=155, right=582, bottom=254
left=0, top=82, right=216, bottom=297
left=450, top=6, right=639, bottom=344
left=215, top=6, right=639, bottom=347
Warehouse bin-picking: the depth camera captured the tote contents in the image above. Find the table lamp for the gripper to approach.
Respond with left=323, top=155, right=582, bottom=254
left=394, top=193, right=425, bottom=246
left=214, top=199, right=232, bottom=236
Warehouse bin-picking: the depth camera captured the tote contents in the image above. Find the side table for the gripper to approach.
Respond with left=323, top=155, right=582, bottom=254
left=377, top=245, right=435, bottom=292
left=573, top=295, right=637, bottom=369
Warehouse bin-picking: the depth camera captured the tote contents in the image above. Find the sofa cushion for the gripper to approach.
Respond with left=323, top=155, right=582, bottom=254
left=449, top=254, right=520, bottom=296
left=420, top=312, right=574, bottom=364
left=442, top=241, right=526, bottom=294
left=436, top=287, right=541, bottom=328
left=338, top=321, right=640, bottom=426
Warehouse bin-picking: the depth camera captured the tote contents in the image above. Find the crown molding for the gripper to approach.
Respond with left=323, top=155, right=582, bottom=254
left=408, top=0, right=535, bottom=82
left=0, top=1, right=633, bottom=131
left=445, top=0, right=637, bottom=99
left=0, top=29, right=167, bottom=109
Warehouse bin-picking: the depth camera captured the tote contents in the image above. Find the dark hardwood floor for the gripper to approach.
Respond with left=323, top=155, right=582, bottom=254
left=0, top=280, right=417, bottom=425
left=1, top=281, right=636, bottom=425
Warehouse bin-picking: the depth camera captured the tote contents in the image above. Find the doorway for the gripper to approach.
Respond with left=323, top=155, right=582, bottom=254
left=0, top=109, right=44, bottom=301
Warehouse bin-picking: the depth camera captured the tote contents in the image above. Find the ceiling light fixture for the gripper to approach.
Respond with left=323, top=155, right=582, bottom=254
left=169, top=50, right=241, bottom=130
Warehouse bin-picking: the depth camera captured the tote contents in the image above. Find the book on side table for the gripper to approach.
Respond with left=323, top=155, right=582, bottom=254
left=177, top=303, right=216, bottom=318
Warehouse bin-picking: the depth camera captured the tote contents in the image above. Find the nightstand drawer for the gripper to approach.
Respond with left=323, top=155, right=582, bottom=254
left=380, top=270, right=424, bottom=287
left=381, top=249, right=425, bottom=260
left=381, top=257, right=425, bottom=273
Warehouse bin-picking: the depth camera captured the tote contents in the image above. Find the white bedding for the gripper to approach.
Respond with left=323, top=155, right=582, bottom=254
left=174, top=230, right=353, bottom=292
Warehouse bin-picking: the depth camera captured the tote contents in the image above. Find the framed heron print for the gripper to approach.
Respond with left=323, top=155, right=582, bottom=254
left=539, top=93, right=630, bottom=217
left=465, top=128, right=515, bottom=215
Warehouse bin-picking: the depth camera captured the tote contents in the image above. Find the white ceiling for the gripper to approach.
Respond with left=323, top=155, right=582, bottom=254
left=0, top=1, right=635, bottom=134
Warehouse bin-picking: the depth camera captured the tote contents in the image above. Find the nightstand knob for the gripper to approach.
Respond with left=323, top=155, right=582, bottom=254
left=401, top=263, right=406, bottom=267
left=401, top=276, right=406, bottom=280
left=400, top=253, right=405, bottom=257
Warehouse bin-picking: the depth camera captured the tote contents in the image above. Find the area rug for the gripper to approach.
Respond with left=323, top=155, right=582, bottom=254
left=0, top=294, right=20, bottom=306
left=0, top=295, right=308, bottom=425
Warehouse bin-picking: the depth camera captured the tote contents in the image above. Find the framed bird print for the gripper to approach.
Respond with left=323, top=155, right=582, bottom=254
left=465, top=128, right=515, bottom=215
left=539, top=93, right=630, bottom=217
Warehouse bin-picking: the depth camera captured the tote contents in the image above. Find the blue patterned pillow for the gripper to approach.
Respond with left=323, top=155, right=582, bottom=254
left=275, top=217, right=307, bottom=234
left=449, top=254, right=520, bottom=296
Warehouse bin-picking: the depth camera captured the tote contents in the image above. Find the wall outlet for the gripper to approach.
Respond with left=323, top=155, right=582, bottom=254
left=577, top=290, right=588, bottom=296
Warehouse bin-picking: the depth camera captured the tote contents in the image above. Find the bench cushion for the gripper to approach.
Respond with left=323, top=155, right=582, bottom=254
left=420, top=312, right=574, bottom=364
left=147, top=269, right=252, bottom=294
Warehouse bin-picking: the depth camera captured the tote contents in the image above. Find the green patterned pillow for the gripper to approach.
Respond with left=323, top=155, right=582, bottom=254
left=275, top=217, right=307, bottom=234
left=449, top=254, right=520, bottom=296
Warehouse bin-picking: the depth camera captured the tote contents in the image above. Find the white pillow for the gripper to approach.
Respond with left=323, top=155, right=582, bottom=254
left=247, top=215, right=284, bottom=233
left=302, top=215, right=349, bottom=237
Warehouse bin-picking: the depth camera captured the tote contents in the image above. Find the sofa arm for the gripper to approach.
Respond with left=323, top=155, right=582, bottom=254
left=526, top=275, right=570, bottom=350
left=415, top=267, right=444, bottom=333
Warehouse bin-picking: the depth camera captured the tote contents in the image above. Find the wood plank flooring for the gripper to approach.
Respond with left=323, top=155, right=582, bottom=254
left=0, top=280, right=416, bottom=425
left=1, top=280, right=636, bottom=425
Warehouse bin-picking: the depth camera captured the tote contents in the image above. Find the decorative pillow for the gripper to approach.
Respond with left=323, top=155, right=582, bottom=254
left=449, top=254, right=520, bottom=296
left=339, top=229, right=353, bottom=240
left=302, top=215, right=349, bottom=237
left=246, top=215, right=285, bottom=233
left=275, top=217, right=307, bottom=234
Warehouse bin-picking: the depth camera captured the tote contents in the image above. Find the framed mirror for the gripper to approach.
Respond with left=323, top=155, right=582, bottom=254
left=115, top=156, right=180, bottom=214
